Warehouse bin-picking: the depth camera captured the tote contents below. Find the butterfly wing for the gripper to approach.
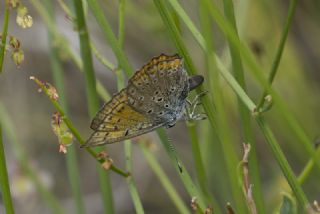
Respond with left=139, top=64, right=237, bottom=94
left=83, top=90, right=165, bottom=147
left=126, top=54, right=189, bottom=123
left=83, top=54, right=197, bottom=147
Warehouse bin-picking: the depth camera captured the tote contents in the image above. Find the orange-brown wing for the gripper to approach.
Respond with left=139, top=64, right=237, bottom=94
left=82, top=90, right=164, bottom=147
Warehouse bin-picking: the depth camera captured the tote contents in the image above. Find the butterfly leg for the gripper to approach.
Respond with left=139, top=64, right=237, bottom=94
left=185, top=91, right=208, bottom=121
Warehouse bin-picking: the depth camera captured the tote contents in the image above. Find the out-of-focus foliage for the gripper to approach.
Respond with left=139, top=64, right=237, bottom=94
left=0, top=0, right=320, bottom=213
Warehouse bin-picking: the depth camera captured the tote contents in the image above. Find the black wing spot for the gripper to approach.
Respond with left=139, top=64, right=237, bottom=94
left=130, top=88, right=136, bottom=94
left=157, top=97, right=163, bottom=102
left=139, top=96, right=144, bottom=101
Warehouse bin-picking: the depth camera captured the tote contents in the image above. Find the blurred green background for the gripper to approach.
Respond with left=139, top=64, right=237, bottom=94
left=0, top=0, right=320, bottom=213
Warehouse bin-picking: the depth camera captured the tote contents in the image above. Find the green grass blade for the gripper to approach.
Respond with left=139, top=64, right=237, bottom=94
left=116, top=47, right=144, bottom=213
left=72, top=0, right=115, bottom=212
left=186, top=123, right=210, bottom=199
left=140, top=145, right=190, bottom=214
left=160, top=0, right=311, bottom=209
left=125, top=141, right=145, bottom=214
left=0, top=0, right=9, bottom=73
left=154, top=1, right=245, bottom=212
left=0, top=103, right=65, bottom=214
left=256, top=117, right=309, bottom=208
left=222, top=0, right=265, bottom=212
left=156, top=129, right=208, bottom=211
left=86, top=0, right=134, bottom=76
left=0, top=126, right=15, bottom=214
left=202, top=0, right=320, bottom=184
left=44, top=0, right=86, bottom=213
left=0, top=2, right=15, bottom=213
left=257, top=0, right=298, bottom=109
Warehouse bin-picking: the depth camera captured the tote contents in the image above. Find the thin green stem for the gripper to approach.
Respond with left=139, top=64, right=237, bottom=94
left=140, top=144, right=190, bottom=214
left=72, top=0, right=115, bottom=212
left=168, top=0, right=317, bottom=203
left=204, top=22, right=248, bottom=214
left=186, top=123, right=210, bottom=199
left=0, top=0, right=10, bottom=73
left=222, top=0, right=265, bottom=212
left=91, top=43, right=117, bottom=71
left=0, top=126, right=15, bottom=214
left=0, top=2, right=15, bottom=213
left=256, top=117, right=309, bottom=209
left=30, top=77, right=129, bottom=177
left=118, top=0, right=126, bottom=49
left=0, top=103, right=65, bottom=214
left=125, top=141, right=145, bottom=214
left=297, top=147, right=320, bottom=185
left=86, top=0, right=134, bottom=76
left=154, top=1, right=239, bottom=212
left=256, top=0, right=298, bottom=110
left=161, top=0, right=311, bottom=209
left=156, top=129, right=208, bottom=211
left=72, top=0, right=99, bottom=115
left=45, top=0, right=85, bottom=212
left=115, top=46, right=144, bottom=212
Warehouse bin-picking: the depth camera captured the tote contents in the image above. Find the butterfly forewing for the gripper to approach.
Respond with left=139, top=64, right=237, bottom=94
left=127, top=54, right=188, bottom=121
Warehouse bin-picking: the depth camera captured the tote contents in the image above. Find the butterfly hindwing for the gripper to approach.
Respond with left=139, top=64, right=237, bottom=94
left=83, top=90, right=164, bottom=147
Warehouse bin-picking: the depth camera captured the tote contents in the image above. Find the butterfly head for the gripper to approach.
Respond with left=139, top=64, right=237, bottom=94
left=188, top=75, right=204, bottom=91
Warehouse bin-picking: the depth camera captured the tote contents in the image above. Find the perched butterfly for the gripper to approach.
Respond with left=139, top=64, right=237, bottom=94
left=82, top=54, right=205, bottom=147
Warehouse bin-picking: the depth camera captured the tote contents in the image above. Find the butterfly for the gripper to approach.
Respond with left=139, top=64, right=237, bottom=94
left=82, top=54, right=205, bottom=147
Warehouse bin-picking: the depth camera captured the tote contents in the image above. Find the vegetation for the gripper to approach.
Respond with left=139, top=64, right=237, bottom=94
left=0, top=0, right=320, bottom=213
